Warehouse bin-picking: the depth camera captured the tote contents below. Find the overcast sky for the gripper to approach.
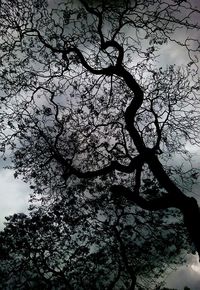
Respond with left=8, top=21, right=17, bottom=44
left=0, top=0, right=200, bottom=289
left=0, top=168, right=29, bottom=230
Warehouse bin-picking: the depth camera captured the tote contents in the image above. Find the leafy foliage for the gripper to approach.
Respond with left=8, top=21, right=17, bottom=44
left=0, top=179, right=191, bottom=289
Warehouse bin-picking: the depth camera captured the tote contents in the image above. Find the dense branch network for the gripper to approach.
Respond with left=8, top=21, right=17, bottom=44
left=0, top=0, right=200, bottom=275
left=13, top=0, right=199, bottom=258
left=57, top=1, right=200, bottom=257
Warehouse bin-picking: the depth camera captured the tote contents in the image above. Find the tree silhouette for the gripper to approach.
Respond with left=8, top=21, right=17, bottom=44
left=0, top=184, right=191, bottom=289
left=0, top=0, right=200, bottom=288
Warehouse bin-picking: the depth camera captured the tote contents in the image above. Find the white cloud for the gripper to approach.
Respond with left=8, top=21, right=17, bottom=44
left=0, top=169, right=29, bottom=230
left=166, top=254, right=200, bottom=290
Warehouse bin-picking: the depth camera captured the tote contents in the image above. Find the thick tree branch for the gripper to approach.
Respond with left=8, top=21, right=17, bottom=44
left=115, top=66, right=146, bottom=151
left=110, top=185, right=178, bottom=210
left=65, top=46, right=115, bottom=75
left=65, top=154, right=145, bottom=179
left=111, top=184, right=200, bottom=259
left=38, top=129, right=144, bottom=179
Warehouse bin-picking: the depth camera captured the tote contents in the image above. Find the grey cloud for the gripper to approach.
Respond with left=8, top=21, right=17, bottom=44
left=166, top=254, right=200, bottom=290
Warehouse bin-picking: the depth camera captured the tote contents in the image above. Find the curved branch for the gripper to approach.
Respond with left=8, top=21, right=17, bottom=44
left=110, top=185, right=179, bottom=210
left=67, top=154, right=145, bottom=179
left=110, top=184, right=200, bottom=259
left=102, top=40, right=124, bottom=66
left=115, top=66, right=146, bottom=151
left=65, top=46, right=115, bottom=76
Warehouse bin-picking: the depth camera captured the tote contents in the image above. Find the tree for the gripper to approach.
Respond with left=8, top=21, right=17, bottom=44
left=0, top=182, right=191, bottom=289
left=0, top=0, right=200, bottom=288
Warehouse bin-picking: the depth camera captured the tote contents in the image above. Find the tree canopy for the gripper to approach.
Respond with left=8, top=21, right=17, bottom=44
left=0, top=0, right=200, bottom=289
left=0, top=189, right=190, bottom=289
